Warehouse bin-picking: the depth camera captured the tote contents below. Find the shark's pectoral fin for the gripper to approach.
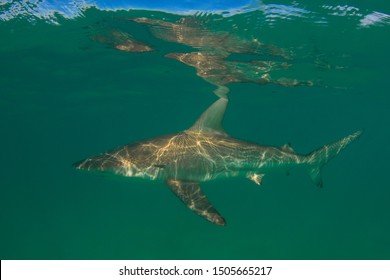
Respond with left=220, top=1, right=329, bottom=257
left=246, top=173, right=265, bottom=186
left=166, top=179, right=226, bottom=226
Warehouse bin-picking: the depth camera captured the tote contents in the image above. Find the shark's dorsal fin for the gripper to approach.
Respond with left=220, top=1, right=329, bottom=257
left=188, top=97, right=228, bottom=135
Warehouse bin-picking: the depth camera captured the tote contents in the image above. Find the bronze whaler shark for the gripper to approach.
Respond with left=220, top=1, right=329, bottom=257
left=73, top=97, right=361, bottom=226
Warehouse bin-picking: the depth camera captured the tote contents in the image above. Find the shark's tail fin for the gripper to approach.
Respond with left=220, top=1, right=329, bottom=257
left=305, top=130, right=362, bottom=188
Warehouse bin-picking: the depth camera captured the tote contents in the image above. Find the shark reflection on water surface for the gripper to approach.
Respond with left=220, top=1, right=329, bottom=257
left=90, top=29, right=153, bottom=53
left=130, top=17, right=289, bottom=58
left=89, top=16, right=314, bottom=95
left=130, top=17, right=313, bottom=94
left=73, top=97, right=361, bottom=225
left=165, top=51, right=313, bottom=95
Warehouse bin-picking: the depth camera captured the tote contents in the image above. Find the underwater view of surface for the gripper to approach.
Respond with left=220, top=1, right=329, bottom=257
left=1, top=0, right=390, bottom=259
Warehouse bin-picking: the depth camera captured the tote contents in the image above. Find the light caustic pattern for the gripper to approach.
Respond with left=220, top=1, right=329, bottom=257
left=74, top=129, right=306, bottom=183
left=74, top=128, right=362, bottom=188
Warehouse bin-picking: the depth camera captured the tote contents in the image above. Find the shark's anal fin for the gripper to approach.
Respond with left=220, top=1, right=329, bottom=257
left=246, top=173, right=265, bottom=186
left=309, top=167, right=323, bottom=188
left=166, top=179, right=226, bottom=226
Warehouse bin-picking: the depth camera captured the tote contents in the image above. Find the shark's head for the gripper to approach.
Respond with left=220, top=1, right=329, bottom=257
left=73, top=155, right=125, bottom=174
left=73, top=148, right=161, bottom=180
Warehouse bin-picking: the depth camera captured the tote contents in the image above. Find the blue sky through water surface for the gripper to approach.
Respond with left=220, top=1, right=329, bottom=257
left=1, top=0, right=390, bottom=28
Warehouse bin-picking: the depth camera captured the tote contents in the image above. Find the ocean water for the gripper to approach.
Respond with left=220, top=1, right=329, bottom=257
left=1, top=0, right=390, bottom=260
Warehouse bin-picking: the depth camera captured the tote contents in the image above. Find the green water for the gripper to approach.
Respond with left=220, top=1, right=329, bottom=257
left=1, top=7, right=390, bottom=260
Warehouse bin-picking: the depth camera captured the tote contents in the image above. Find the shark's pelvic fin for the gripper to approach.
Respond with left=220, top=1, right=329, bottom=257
left=166, top=179, right=226, bottom=226
left=188, top=97, right=228, bottom=136
left=305, top=130, right=363, bottom=188
left=246, top=172, right=265, bottom=186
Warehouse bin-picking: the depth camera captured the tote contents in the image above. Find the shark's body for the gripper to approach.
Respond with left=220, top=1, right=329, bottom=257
left=74, top=98, right=361, bottom=225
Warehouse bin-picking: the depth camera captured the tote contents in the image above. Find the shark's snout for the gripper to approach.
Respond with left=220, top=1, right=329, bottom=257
left=213, top=216, right=226, bottom=226
left=72, top=154, right=125, bottom=172
left=72, top=158, right=92, bottom=170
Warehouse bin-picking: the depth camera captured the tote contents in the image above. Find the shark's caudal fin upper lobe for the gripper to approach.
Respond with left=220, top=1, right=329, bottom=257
left=305, top=130, right=363, bottom=188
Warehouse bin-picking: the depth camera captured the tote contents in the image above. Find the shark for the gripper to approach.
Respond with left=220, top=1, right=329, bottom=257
left=73, top=97, right=362, bottom=226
